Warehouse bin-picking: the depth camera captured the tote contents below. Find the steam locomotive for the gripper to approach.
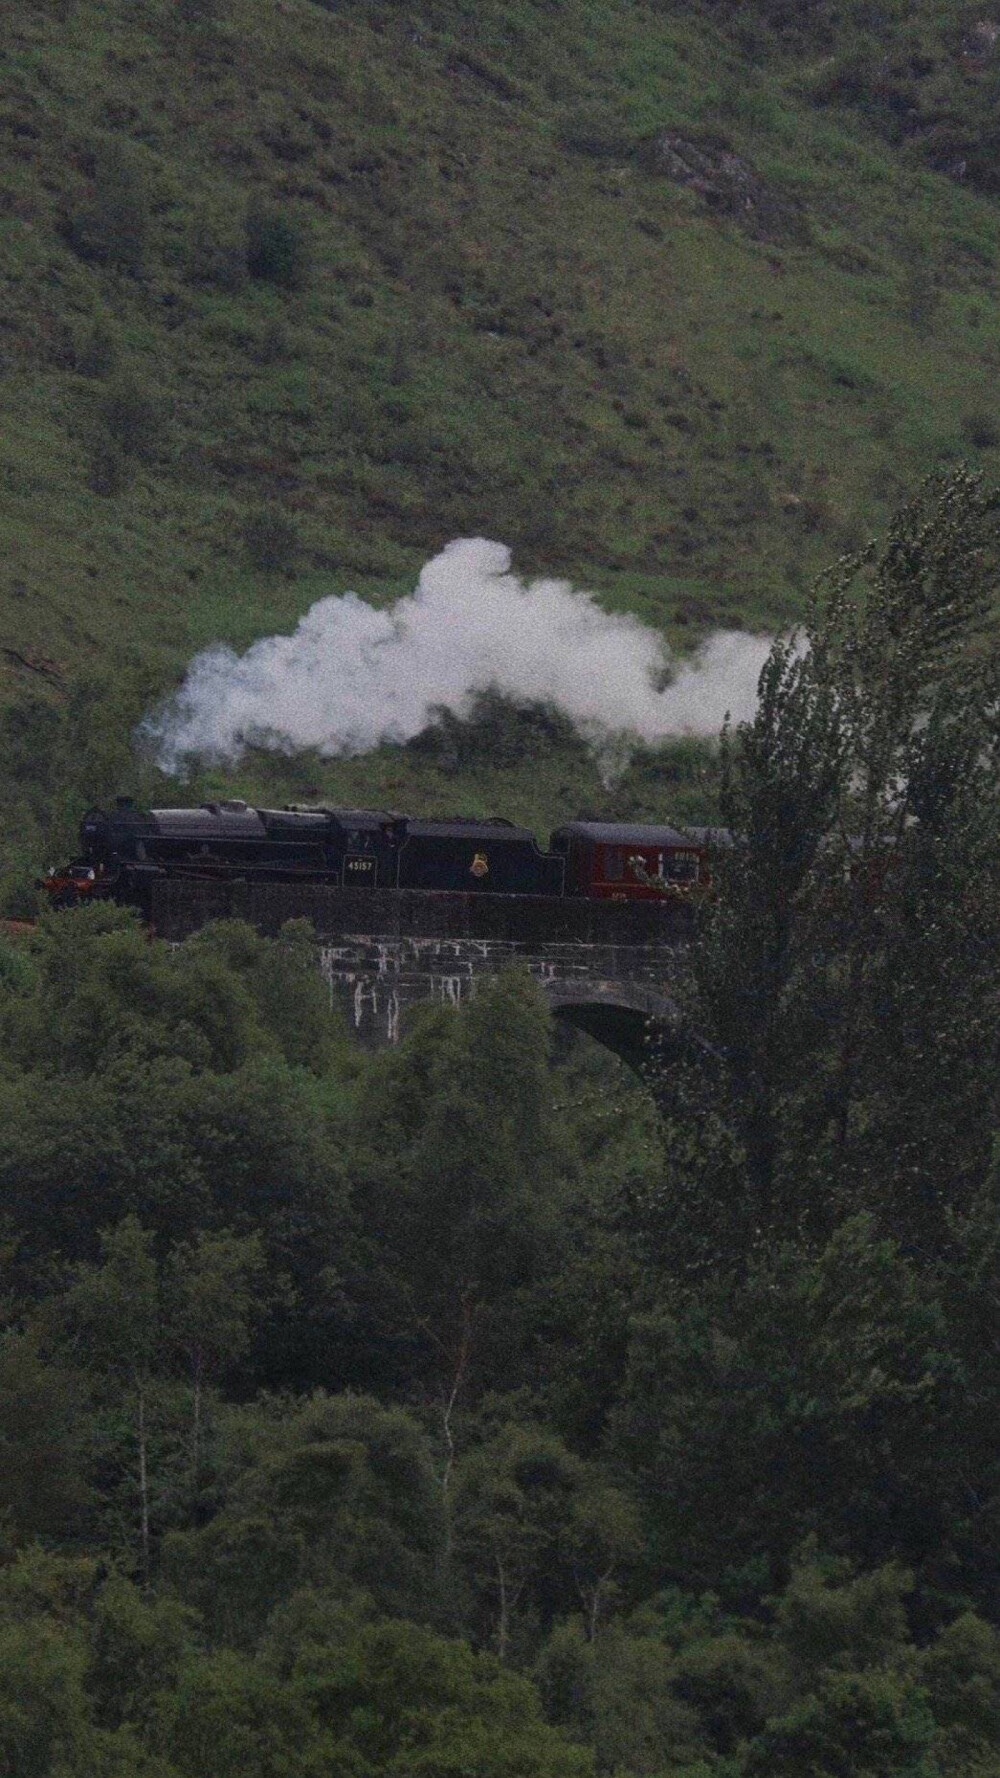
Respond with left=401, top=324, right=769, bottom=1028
left=40, top=798, right=718, bottom=909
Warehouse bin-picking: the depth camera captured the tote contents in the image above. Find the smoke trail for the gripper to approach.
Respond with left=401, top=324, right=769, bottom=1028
left=143, top=538, right=775, bottom=774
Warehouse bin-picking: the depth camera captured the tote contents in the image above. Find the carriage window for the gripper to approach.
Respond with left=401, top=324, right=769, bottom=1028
left=603, top=848, right=624, bottom=880
left=664, top=850, right=699, bottom=883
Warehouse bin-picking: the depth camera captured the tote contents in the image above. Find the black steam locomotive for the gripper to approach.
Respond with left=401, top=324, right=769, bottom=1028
left=40, top=798, right=717, bottom=908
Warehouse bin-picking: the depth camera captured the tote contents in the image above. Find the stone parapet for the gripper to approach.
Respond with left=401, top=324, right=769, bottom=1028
left=147, top=878, right=688, bottom=1065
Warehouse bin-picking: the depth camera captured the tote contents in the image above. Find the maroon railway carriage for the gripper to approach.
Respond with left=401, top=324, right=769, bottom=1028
left=548, top=821, right=710, bottom=901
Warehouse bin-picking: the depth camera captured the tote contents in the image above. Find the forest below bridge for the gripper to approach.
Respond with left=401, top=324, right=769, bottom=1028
left=3, top=475, right=1000, bottom=1775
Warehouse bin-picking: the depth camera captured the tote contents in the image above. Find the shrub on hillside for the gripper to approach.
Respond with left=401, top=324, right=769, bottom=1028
left=66, top=146, right=150, bottom=275
left=253, top=320, right=290, bottom=366
left=243, top=508, right=299, bottom=573
left=963, top=410, right=1000, bottom=450
left=96, top=374, right=164, bottom=463
left=88, top=446, right=131, bottom=498
left=76, top=319, right=118, bottom=379
left=186, top=215, right=248, bottom=291
left=244, top=204, right=310, bottom=291
left=556, top=105, right=632, bottom=159
left=903, top=257, right=939, bottom=333
left=408, top=692, right=584, bottom=772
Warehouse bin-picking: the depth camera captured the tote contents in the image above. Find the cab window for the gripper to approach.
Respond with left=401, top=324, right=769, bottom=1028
left=602, top=848, right=624, bottom=880
left=664, top=850, right=699, bottom=883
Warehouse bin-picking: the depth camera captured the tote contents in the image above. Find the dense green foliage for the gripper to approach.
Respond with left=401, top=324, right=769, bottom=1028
left=3, top=474, right=1000, bottom=1773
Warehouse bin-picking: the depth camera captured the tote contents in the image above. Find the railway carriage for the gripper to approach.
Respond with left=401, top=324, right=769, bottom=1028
left=549, top=820, right=709, bottom=900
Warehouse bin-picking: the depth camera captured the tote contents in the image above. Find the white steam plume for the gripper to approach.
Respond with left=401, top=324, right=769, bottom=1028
left=143, top=538, right=775, bottom=775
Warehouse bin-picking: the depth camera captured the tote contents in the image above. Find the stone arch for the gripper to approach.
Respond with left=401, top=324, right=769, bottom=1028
left=543, top=979, right=679, bottom=1072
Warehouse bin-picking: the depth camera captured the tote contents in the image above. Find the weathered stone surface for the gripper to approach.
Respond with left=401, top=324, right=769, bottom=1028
left=637, top=130, right=804, bottom=241
left=149, top=879, right=689, bottom=1067
left=149, top=879, right=693, bottom=946
left=316, top=933, right=681, bottom=1058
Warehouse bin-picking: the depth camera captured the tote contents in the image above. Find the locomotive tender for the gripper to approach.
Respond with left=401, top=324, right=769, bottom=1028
left=40, top=798, right=717, bottom=910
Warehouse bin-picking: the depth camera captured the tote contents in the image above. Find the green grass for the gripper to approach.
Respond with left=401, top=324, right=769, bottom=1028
left=6, top=0, right=1000, bottom=896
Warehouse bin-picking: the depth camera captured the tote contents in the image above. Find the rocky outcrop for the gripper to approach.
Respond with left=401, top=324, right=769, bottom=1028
left=638, top=130, right=805, bottom=241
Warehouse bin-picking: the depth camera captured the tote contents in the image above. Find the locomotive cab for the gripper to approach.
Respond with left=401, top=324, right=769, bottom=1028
left=320, top=808, right=407, bottom=888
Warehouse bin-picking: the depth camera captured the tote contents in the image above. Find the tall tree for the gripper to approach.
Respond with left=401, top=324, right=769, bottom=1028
left=164, top=1229, right=267, bottom=1484
left=53, top=1218, right=163, bottom=1579
left=349, top=971, right=574, bottom=1402
left=453, top=1423, right=640, bottom=1660
left=654, top=467, right=1000, bottom=1264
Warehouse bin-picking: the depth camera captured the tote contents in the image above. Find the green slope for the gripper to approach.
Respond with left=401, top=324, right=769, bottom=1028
left=3, top=0, right=1000, bottom=895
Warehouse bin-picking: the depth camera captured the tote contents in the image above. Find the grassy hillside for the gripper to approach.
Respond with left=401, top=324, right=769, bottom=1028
left=4, top=0, right=1000, bottom=896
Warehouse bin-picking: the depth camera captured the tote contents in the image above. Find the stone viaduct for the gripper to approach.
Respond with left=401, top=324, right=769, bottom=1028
left=150, top=879, right=693, bottom=1069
